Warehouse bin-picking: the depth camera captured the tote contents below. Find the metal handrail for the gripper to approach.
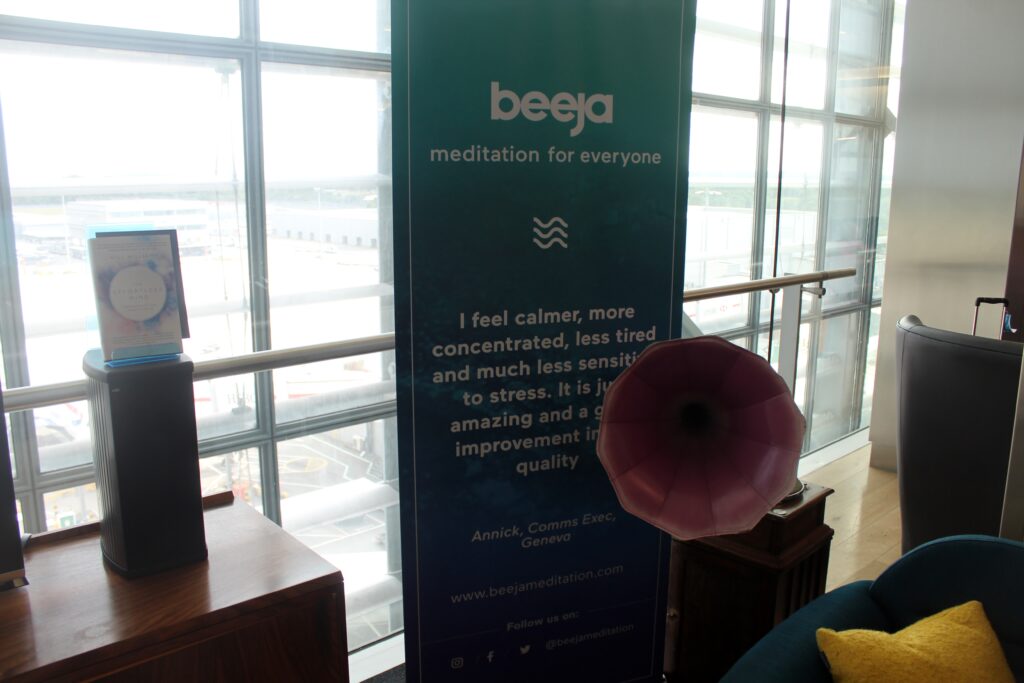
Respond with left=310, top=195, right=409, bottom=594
left=4, top=334, right=395, bottom=413
left=196, top=334, right=395, bottom=381
left=682, top=267, right=856, bottom=302
left=3, top=267, right=857, bottom=413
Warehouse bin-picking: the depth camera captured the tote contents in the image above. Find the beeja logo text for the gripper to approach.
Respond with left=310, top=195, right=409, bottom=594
left=490, top=81, right=613, bottom=137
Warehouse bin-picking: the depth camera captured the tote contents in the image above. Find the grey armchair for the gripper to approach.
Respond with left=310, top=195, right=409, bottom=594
left=895, top=314, right=1021, bottom=552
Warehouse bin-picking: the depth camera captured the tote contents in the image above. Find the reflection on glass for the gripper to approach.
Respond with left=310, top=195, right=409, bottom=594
left=762, top=117, right=823, bottom=321
left=684, top=107, right=758, bottom=334
left=0, top=0, right=239, bottom=38
left=199, top=449, right=263, bottom=512
left=808, top=312, right=864, bottom=450
left=692, top=0, right=764, bottom=100
left=43, top=482, right=99, bottom=530
left=756, top=321, right=811, bottom=416
left=15, top=499, right=23, bottom=536
left=279, top=419, right=401, bottom=650
left=259, top=0, right=391, bottom=53
left=887, top=0, right=906, bottom=116
left=274, top=353, right=395, bottom=426
left=860, top=307, right=881, bottom=429
left=33, top=402, right=92, bottom=473
left=772, top=0, right=830, bottom=110
left=835, top=0, right=885, bottom=118
left=195, top=375, right=259, bottom=441
left=0, top=42, right=251, bottom=387
left=261, top=63, right=393, bottom=348
left=4, top=415, right=14, bottom=479
left=823, top=124, right=877, bottom=310
left=875, top=132, right=896, bottom=300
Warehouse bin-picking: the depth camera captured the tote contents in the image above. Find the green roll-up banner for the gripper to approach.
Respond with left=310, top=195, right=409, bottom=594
left=393, top=1, right=696, bottom=680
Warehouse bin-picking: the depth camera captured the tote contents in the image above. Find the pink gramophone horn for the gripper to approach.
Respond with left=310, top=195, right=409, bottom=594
left=596, top=336, right=805, bottom=540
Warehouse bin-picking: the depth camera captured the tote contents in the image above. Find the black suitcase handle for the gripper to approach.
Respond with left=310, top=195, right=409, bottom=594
left=973, top=297, right=1013, bottom=335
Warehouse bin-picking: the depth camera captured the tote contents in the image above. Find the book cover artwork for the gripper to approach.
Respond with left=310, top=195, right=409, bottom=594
left=88, top=231, right=186, bottom=362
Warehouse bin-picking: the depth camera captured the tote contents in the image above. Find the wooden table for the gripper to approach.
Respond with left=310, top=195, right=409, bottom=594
left=0, top=493, right=348, bottom=682
left=665, top=482, right=835, bottom=682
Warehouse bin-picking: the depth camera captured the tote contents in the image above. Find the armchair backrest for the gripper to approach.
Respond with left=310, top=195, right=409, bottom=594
left=895, top=315, right=1022, bottom=552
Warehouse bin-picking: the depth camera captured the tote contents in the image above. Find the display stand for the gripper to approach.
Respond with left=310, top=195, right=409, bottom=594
left=664, top=483, right=834, bottom=682
left=83, top=349, right=206, bottom=578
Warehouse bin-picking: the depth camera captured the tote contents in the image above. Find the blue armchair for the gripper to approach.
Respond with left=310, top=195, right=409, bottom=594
left=720, top=535, right=1024, bottom=682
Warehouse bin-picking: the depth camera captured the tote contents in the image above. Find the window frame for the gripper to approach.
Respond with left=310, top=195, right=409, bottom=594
left=689, top=0, right=895, bottom=450
left=0, top=8, right=393, bottom=528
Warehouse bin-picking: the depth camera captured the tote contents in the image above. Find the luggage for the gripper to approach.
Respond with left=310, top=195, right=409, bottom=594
left=972, top=297, right=1017, bottom=336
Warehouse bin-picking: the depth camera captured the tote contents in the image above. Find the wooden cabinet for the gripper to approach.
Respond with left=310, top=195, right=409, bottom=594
left=0, top=493, right=348, bottom=682
left=665, top=483, right=834, bottom=683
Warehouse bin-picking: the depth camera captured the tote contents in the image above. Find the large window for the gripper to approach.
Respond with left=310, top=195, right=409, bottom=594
left=684, top=0, right=901, bottom=452
left=0, top=0, right=902, bottom=665
left=0, top=2, right=398, bottom=653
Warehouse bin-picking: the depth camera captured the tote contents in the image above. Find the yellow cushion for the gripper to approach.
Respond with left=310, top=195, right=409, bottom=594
left=815, top=600, right=1014, bottom=683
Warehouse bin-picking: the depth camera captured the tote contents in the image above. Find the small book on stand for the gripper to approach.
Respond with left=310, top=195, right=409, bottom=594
left=88, top=230, right=189, bottom=364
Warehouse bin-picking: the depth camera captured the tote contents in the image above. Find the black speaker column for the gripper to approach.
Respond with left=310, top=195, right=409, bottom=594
left=83, top=350, right=207, bottom=578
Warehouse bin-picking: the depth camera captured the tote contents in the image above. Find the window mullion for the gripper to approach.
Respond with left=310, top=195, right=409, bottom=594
left=0, top=15, right=254, bottom=62
left=238, top=0, right=258, bottom=44
left=0, top=99, right=47, bottom=533
left=802, top=114, right=835, bottom=449
left=749, top=0, right=778, bottom=338
left=761, top=0, right=777, bottom=105
left=801, top=312, right=822, bottom=450
left=241, top=57, right=270, bottom=356
left=31, top=463, right=93, bottom=487
left=258, top=439, right=282, bottom=523
left=259, top=43, right=391, bottom=73
left=824, top=0, right=842, bottom=115
left=796, top=0, right=839, bottom=450
left=858, top=127, right=883, bottom=307
left=750, top=109, right=772, bottom=333
left=0, top=103, right=28, bottom=391
left=815, top=118, right=835, bottom=276
left=239, top=0, right=281, bottom=522
left=876, top=0, right=897, bottom=124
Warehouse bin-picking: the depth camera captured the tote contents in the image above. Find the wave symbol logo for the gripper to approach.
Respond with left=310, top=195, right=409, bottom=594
left=532, top=217, right=568, bottom=249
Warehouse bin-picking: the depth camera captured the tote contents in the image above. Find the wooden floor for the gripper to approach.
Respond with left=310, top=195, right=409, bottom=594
left=801, top=444, right=902, bottom=592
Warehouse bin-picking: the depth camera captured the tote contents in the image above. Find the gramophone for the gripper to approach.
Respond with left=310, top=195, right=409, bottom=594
left=596, top=335, right=811, bottom=680
left=597, top=335, right=804, bottom=541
